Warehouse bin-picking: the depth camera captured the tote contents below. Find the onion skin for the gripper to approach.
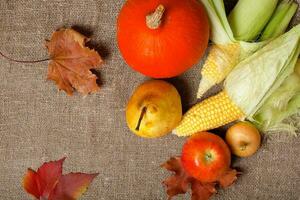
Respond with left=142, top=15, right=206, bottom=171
left=226, top=122, right=261, bottom=158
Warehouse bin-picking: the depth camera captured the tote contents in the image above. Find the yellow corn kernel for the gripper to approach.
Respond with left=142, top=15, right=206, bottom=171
left=197, top=43, right=240, bottom=98
left=174, top=91, right=245, bottom=137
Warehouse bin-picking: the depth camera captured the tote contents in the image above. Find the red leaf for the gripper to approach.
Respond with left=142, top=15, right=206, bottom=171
left=46, top=28, right=103, bottom=96
left=23, top=157, right=65, bottom=199
left=162, top=157, right=239, bottom=200
left=23, top=169, right=40, bottom=199
left=49, top=173, right=98, bottom=200
left=22, top=157, right=98, bottom=200
left=37, top=157, right=65, bottom=199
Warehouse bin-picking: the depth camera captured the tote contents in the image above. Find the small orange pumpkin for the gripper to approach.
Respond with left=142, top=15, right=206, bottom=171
left=117, top=0, right=210, bottom=78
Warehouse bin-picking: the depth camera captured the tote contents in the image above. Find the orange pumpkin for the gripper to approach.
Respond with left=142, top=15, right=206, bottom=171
left=117, top=0, right=210, bottom=78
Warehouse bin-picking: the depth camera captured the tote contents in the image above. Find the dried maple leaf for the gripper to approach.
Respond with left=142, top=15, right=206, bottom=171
left=162, top=157, right=239, bottom=200
left=218, top=169, right=239, bottom=188
left=22, top=157, right=98, bottom=200
left=46, top=28, right=102, bottom=96
left=190, top=181, right=216, bottom=200
left=161, top=157, right=192, bottom=199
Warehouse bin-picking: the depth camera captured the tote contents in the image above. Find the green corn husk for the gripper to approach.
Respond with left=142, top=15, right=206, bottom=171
left=260, top=0, right=298, bottom=41
left=228, top=0, right=278, bottom=41
left=197, top=0, right=298, bottom=99
left=200, top=0, right=234, bottom=44
left=224, top=24, right=300, bottom=135
left=197, top=0, right=267, bottom=98
left=253, top=60, right=300, bottom=135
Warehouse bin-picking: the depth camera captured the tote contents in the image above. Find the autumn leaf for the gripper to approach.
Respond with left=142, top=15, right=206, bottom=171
left=46, top=28, right=102, bottom=96
left=218, top=169, right=239, bottom=188
left=22, top=157, right=98, bottom=200
left=161, top=157, right=192, bottom=199
left=23, top=157, right=65, bottom=199
left=49, top=173, right=99, bottom=200
left=22, top=169, right=40, bottom=199
left=190, top=181, right=216, bottom=200
left=161, top=157, right=239, bottom=200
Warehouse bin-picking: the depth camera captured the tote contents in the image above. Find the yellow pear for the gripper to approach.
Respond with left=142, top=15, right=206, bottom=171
left=126, top=80, right=182, bottom=138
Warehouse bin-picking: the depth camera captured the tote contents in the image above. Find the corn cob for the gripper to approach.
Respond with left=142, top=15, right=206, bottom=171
left=175, top=24, right=300, bottom=137
left=197, top=43, right=240, bottom=98
left=174, top=91, right=244, bottom=137
left=197, top=0, right=267, bottom=99
left=197, top=0, right=297, bottom=99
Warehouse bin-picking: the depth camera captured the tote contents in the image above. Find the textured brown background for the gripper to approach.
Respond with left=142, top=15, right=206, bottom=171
left=0, top=0, right=299, bottom=199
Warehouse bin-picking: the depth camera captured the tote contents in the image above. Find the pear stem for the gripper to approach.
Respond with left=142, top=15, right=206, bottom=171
left=240, top=143, right=248, bottom=151
left=0, top=51, right=49, bottom=63
left=146, top=4, right=165, bottom=29
left=135, top=107, right=147, bottom=131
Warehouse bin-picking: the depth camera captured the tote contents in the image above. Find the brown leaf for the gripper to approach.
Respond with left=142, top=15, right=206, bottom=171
left=191, top=181, right=216, bottom=200
left=46, top=28, right=102, bottom=96
left=162, top=157, right=239, bottom=200
left=161, top=157, right=192, bottom=199
left=218, top=169, right=239, bottom=188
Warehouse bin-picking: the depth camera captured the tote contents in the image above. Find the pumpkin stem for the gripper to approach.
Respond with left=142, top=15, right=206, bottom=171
left=146, top=4, right=165, bottom=29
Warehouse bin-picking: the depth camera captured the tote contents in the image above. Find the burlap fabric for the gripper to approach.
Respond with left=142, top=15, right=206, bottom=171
left=0, top=0, right=299, bottom=199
